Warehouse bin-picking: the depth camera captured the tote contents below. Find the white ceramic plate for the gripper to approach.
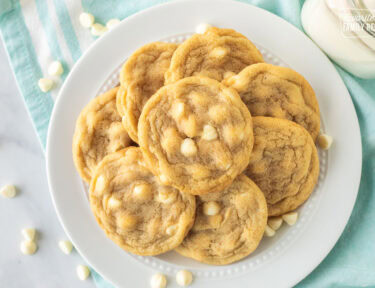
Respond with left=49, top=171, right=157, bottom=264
left=46, top=0, right=362, bottom=287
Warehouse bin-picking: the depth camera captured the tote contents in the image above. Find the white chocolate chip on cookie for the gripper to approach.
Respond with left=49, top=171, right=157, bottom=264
left=202, top=125, right=218, bottom=141
left=171, top=102, right=186, bottom=120
left=209, top=47, right=228, bottom=59
left=181, top=138, right=197, bottom=157
left=195, top=23, right=211, bottom=34
left=117, top=214, right=138, bottom=230
left=282, top=212, right=298, bottom=226
left=158, top=187, right=177, bottom=204
left=176, top=269, right=193, bottom=286
left=133, top=184, right=152, bottom=200
left=203, top=201, right=221, bottom=216
left=107, top=196, right=122, bottom=210
left=180, top=115, right=198, bottom=138
left=317, top=134, right=333, bottom=150
left=94, top=175, right=107, bottom=195
left=166, top=224, right=178, bottom=236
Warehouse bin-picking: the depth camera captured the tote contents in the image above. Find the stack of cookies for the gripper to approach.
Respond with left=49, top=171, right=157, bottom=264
left=73, top=26, right=320, bottom=265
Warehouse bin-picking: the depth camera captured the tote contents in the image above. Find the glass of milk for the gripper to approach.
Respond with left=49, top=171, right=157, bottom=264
left=301, top=0, right=375, bottom=79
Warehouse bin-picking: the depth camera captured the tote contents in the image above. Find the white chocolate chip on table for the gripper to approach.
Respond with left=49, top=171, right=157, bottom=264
left=317, top=133, right=333, bottom=150
left=48, top=61, right=64, bottom=76
left=106, top=18, right=121, bottom=30
left=20, top=240, right=37, bottom=255
left=38, top=78, right=54, bottom=93
left=0, top=184, right=17, bottom=198
left=150, top=273, right=167, bottom=288
left=176, top=270, right=193, bottom=286
left=267, top=217, right=283, bottom=231
left=59, top=240, right=73, bottom=254
left=76, top=265, right=90, bottom=280
left=282, top=212, right=298, bottom=226
left=79, top=12, right=95, bottom=28
left=22, top=228, right=36, bottom=241
left=91, top=23, right=107, bottom=37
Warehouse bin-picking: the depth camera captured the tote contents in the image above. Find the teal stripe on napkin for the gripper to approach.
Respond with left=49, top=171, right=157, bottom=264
left=0, top=0, right=54, bottom=147
left=52, top=0, right=82, bottom=62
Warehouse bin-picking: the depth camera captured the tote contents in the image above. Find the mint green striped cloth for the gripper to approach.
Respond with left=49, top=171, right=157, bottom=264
left=1, top=0, right=374, bottom=287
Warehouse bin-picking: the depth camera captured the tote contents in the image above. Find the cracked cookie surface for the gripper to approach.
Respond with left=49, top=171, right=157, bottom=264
left=224, top=63, right=320, bottom=140
left=245, top=117, right=319, bottom=216
left=176, top=175, right=267, bottom=265
left=73, top=87, right=131, bottom=182
left=165, top=27, right=263, bottom=84
left=119, top=42, right=178, bottom=143
left=138, top=76, right=254, bottom=195
left=89, top=147, right=196, bottom=256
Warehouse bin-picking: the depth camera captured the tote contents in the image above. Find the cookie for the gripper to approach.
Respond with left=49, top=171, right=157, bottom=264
left=223, top=63, right=320, bottom=140
left=89, top=147, right=196, bottom=256
left=176, top=175, right=267, bottom=265
left=245, top=117, right=319, bottom=216
left=138, top=76, right=254, bottom=195
left=119, top=42, right=178, bottom=143
left=73, top=87, right=132, bottom=182
left=165, top=28, right=263, bottom=84
left=116, top=85, right=127, bottom=117
left=204, top=26, right=247, bottom=39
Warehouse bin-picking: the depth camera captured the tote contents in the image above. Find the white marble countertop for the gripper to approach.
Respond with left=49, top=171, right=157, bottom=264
left=0, top=39, right=96, bottom=288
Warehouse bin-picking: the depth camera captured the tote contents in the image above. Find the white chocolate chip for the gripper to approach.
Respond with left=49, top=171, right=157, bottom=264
left=79, top=12, right=95, bottom=28
left=150, top=273, right=167, bottom=288
left=107, top=196, right=122, bottom=209
left=264, top=225, right=275, bottom=237
left=48, top=61, right=64, bottom=76
left=76, top=265, right=90, bottom=280
left=166, top=224, right=178, bottom=236
left=171, top=102, right=186, bottom=120
left=282, top=212, right=298, bottom=226
left=202, top=124, right=218, bottom=141
left=267, top=217, right=283, bottom=231
left=317, top=134, right=333, bottom=150
left=21, top=228, right=36, bottom=241
left=0, top=184, right=17, bottom=198
left=38, top=78, right=54, bottom=92
left=94, top=175, right=106, bottom=195
left=117, top=214, right=138, bottom=230
left=106, top=18, right=121, bottom=29
left=209, top=47, right=228, bottom=59
left=133, top=184, right=152, bottom=200
left=158, top=188, right=176, bottom=204
left=176, top=270, right=193, bottom=286
left=223, top=71, right=236, bottom=79
left=159, top=174, right=169, bottom=184
left=203, top=201, right=221, bottom=216
left=91, top=23, right=107, bottom=36
left=180, top=138, right=197, bottom=157
left=58, top=240, right=73, bottom=255
left=20, top=240, right=37, bottom=255
left=195, top=23, right=211, bottom=34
